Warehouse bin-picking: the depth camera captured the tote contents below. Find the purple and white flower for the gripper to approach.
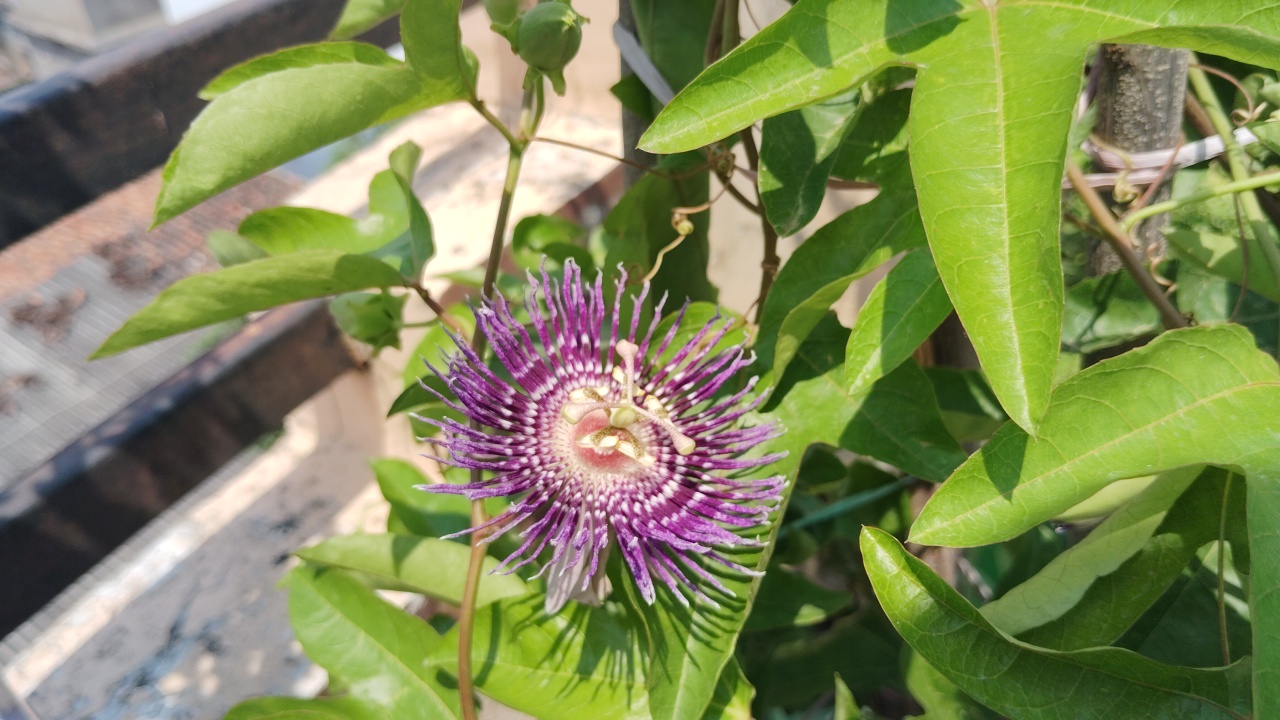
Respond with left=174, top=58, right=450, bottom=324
left=415, top=260, right=784, bottom=612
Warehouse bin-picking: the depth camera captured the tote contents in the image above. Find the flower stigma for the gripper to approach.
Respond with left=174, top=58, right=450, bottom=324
left=560, top=339, right=696, bottom=471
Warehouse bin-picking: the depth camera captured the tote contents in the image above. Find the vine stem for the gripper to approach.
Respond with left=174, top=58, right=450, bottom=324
left=1217, top=473, right=1234, bottom=667
left=1066, top=161, right=1188, bottom=330
left=717, top=0, right=779, bottom=321
left=410, top=284, right=466, bottom=334
left=1187, top=60, right=1280, bottom=289
left=456, top=79, right=540, bottom=720
left=1120, top=170, right=1280, bottom=232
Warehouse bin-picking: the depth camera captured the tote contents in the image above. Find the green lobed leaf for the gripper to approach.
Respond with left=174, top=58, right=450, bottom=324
left=224, top=696, right=390, bottom=720
left=641, top=0, right=1280, bottom=432
left=200, top=42, right=400, bottom=99
left=295, top=533, right=526, bottom=606
left=435, top=595, right=651, bottom=720
left=979, top=466, right=1223, bottom=649
left=285, top=564, right=459, bottom=719
left=843, top=246, right=952, bottom=396
left=909, top=324, right=1280, bottom=712
left=911, top=325, right=1280, bottom=545
left=758, top=90, right=861, bottom=236
left=155, top=46, right=452, bottom=224
left=757, top=189, right=925, bottom=381
left=331, top=0, right=406, bottom=39
left=92, top=251, right=404, bottom=358
left=862, top=528, right=1251, bottom=720
left=743, top=567, right=851, bottom=632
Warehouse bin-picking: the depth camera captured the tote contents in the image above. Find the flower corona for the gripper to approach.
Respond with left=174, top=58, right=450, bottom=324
left=416, top=260, right=783, bottom=612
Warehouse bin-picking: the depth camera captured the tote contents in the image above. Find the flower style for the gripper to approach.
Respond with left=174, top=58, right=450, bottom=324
left=415, top=260, right=784, bottom=612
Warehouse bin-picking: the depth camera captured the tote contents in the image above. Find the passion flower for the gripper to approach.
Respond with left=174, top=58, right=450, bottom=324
left=415, top=260, right=784, bottom=612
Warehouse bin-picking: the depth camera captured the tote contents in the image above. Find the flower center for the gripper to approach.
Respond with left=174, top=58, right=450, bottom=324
left=560, top=340, right=696, bottom=471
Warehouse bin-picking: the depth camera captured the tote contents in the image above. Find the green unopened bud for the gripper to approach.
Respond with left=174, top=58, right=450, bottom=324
left=517, top=2, right=585, bottom=91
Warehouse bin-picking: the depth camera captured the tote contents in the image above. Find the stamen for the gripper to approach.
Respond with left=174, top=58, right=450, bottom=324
left=560, top=339, right=698, bottom=458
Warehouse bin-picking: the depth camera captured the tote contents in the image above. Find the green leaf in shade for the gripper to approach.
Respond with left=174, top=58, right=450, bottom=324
left=1168, top=227, right=1280, bottom=304
left=435, top=595, right=651, bottom=720
left=295, top=533, right=526, bottom=607
left=331, top=0, right=406, bottom=39
left=743, top=568, right=850, bottom=632
left=92, top=251, right=403, bottom=358
left=629, top=0, right=717, bottom=94
left=612, top=74, right=656, bottom=123
left=903, top=652, right=997, bottom=720
left=642, top=0, right=1280, bottom=433
left=758, top=90, right=861, bottom=236
left=155, top=46, right=452, bottom=225
left=1062, top=272, right=1162, bottom=353
left=1177, top=263, right=1280, bottom=358
left=1118, top=544, right=1253, bottom=668
left=861, top=528, right=1252, bottom=720
left=200, top=42, right=400, bottom=99
left=329, top=291, right=406, bottom=352
left=224, top=696, right=390, bottom=720
left=980, top=466, right=1224, bottom=649
left=628, top=315, right=962, bottom=720
left=910, top=324, right=1280, bottom=713
left=778, top=316, right=966, bottom=484
left=206, top=230, right=267, bottom=268
left=831, top=85, right=912, bottom=186
left=601, top=153, right=716, bottom=304
left=844, top=247, right=951, bottom=396
left=923, top=367, right=1007, bottom=444
left=1167, top=167, right=1280, bottom=303
left=511, top=214, right=592, bottom=272
left=739, top=614, right=902, bottom=709
left=285, top=565, right=459, bottom=719
left=756, top=189, right=924, bottom=381
left=833, top=674, right=856, bottom=720
left=700, top=660, right=754, bottom=720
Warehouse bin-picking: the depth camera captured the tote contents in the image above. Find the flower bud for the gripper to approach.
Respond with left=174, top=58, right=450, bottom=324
left=516, top=2, right=585, bottom=94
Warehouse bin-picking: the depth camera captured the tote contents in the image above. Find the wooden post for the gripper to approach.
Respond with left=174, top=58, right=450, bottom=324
left=1092, top=45, right=1189, bottom=272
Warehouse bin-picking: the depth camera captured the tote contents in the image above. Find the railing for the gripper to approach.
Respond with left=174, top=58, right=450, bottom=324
left=0, top=0, right=400, bottom=247
left=0, top=0, right=405, bottom=636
